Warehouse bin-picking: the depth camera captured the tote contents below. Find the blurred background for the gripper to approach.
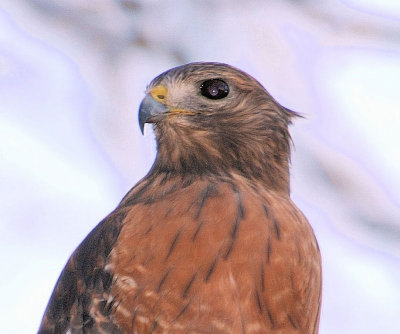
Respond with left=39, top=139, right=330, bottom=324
left=0, top=0, right=399, bottom=333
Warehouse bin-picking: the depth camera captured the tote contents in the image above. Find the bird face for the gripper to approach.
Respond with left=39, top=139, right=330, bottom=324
left=138, top=62, right=265, bottom=134
left=138, top=62, right=296, bottom=191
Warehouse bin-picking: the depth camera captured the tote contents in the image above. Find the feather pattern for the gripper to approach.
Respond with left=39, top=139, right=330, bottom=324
left=39, top=62, right=321, bottom=334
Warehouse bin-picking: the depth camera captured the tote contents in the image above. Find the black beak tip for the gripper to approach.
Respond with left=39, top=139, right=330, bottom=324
left=139, top=114, right=145, bottom=135
left=138, top=98, right=148, bottom=135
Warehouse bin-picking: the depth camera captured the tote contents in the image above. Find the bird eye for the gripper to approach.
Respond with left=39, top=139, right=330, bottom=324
left=200, top=79, right=229, bottom=100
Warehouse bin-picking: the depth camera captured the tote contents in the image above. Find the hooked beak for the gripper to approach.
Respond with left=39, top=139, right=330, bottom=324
left=138, top=94, right=169, bottom=134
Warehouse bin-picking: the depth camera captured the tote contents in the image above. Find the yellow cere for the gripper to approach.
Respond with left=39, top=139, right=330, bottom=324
left=150, top=85, right=168, bottom=104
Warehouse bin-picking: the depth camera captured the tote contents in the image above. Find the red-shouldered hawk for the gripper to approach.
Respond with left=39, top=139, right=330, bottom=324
left=39, top=62, right=321, bottom=334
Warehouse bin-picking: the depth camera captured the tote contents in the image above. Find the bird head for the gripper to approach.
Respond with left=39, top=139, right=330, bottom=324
left=139, top=62, right=299, bottom=192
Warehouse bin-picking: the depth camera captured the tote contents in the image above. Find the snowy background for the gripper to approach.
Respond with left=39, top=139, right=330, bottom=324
left=0, top=0, right=399, bottom=333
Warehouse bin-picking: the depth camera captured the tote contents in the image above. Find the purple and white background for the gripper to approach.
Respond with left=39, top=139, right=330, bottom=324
left=0, top=0, right=399, bottom=333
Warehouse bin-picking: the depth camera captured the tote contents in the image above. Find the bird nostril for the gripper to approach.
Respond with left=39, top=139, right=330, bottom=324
left=150, top=85, right=168, bottom=103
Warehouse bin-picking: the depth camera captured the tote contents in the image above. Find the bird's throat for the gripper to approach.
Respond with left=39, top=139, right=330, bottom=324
left=151, top=123, right=291, bottom=194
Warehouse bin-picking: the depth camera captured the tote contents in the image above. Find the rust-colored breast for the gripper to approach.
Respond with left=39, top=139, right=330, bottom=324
left=106, top=175, right=321, bottom=333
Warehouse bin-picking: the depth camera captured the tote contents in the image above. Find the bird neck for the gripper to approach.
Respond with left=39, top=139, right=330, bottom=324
left=150, top=123, right=291, bottom=194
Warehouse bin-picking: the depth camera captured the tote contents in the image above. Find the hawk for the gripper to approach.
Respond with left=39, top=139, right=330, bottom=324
left=39, top=62, right=321, bottom=333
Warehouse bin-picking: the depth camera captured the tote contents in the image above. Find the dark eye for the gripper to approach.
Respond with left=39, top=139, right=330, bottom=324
left=200, top=79, right=229, bottom=99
